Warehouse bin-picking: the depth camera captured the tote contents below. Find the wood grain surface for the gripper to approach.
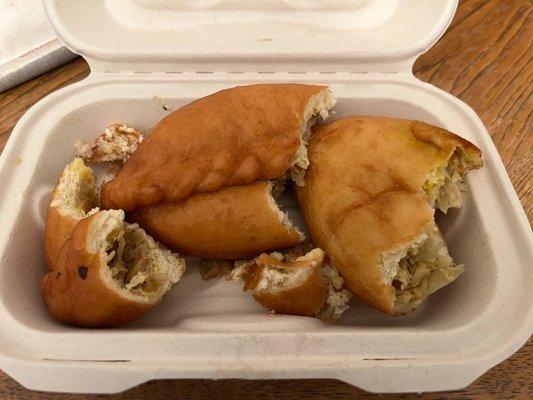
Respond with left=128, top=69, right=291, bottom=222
left=0, top=0, right=531, bottom=398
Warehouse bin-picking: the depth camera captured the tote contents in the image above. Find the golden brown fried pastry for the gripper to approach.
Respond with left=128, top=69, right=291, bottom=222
left=296, top=116, right=483, bottom=315
left=131, top=181, right=303, bottom=259
left=226, top=248, right=351, bottom=321
left=41, top=210, right=186, bottom=327
left=44, top=158, right=97, bottom=268
left=101, top=84, right=335, bottom=211
left=242, top=249, right=328, bottom=316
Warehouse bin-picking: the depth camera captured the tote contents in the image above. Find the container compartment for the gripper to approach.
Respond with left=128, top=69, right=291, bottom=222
left=0, top=74, right=530, bottom=393
left=45, top=0, right=456, bottom=72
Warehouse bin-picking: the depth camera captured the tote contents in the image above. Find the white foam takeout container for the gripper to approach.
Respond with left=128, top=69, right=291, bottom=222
left=0, top=0, right=531, bottom=394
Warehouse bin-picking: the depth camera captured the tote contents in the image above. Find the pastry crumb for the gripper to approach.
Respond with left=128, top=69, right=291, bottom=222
left=74, top=124, right=143, bottom=163
left=199, top=260, right=234, bottom=280
left=152, top=95, right=173, bottom=112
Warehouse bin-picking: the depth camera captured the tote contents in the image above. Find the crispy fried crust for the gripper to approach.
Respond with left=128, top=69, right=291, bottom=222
left=41, top=213, right=152, bottom=327
left=243, top=252, right=328, bottom=316
left=101, top=84, right=329, bottom=211
left=44, top=206, right=80, bottom=270
left=44, top=159, right=96, bottom=268
left=296, top=116, right=482, bottom=315
left=131, top=181, right=303, bottom=259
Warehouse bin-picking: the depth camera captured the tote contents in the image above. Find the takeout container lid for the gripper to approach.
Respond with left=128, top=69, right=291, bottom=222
left=44, top=0, right=458, bottom=73
left=0, top=0, right=531, bottom=395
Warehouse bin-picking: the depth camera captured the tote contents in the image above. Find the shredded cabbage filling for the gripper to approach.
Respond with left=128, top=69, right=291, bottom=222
left=393, top=226, right=463, bottom=312
left=317, top=264, right=351, bottom=322
left=105, top=227, right=166, bottom=295
left=423, top=151, right=465, bottom=213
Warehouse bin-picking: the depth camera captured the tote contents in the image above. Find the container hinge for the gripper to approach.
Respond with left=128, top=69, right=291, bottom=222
left=90, top=70, right=412, bottom=77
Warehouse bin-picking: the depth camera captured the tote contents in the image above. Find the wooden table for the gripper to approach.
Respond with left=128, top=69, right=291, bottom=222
left=0, top=0, right=531, bottom=398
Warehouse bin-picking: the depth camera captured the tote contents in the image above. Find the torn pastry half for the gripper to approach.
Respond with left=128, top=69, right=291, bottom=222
left=101, top=84, right=336, bottom=211
left=44, top=158, right=98, bottom=268
left=43, top=158, right=186, bottom=327
left=204, top=248, right=351, bottom=322
left=41, top=209, right=185, bottom=327
left=296, top=116, right=483, bottom=315
left=75, top=124, right=143, bottom=164
left=131, top=180, right=303, bottom=260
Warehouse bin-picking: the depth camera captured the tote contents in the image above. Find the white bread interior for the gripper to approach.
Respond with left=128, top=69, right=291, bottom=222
left=290, top=89, right=336, bottom=186
left=266, top=180, right=305, bottom=241
left=379, top=221, right=463, bottom=314
left=88, top=210, right=186, bottom=304
left=253, top=248, right=326, bottom=292
left=51, top=157, right=98, bottom=218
